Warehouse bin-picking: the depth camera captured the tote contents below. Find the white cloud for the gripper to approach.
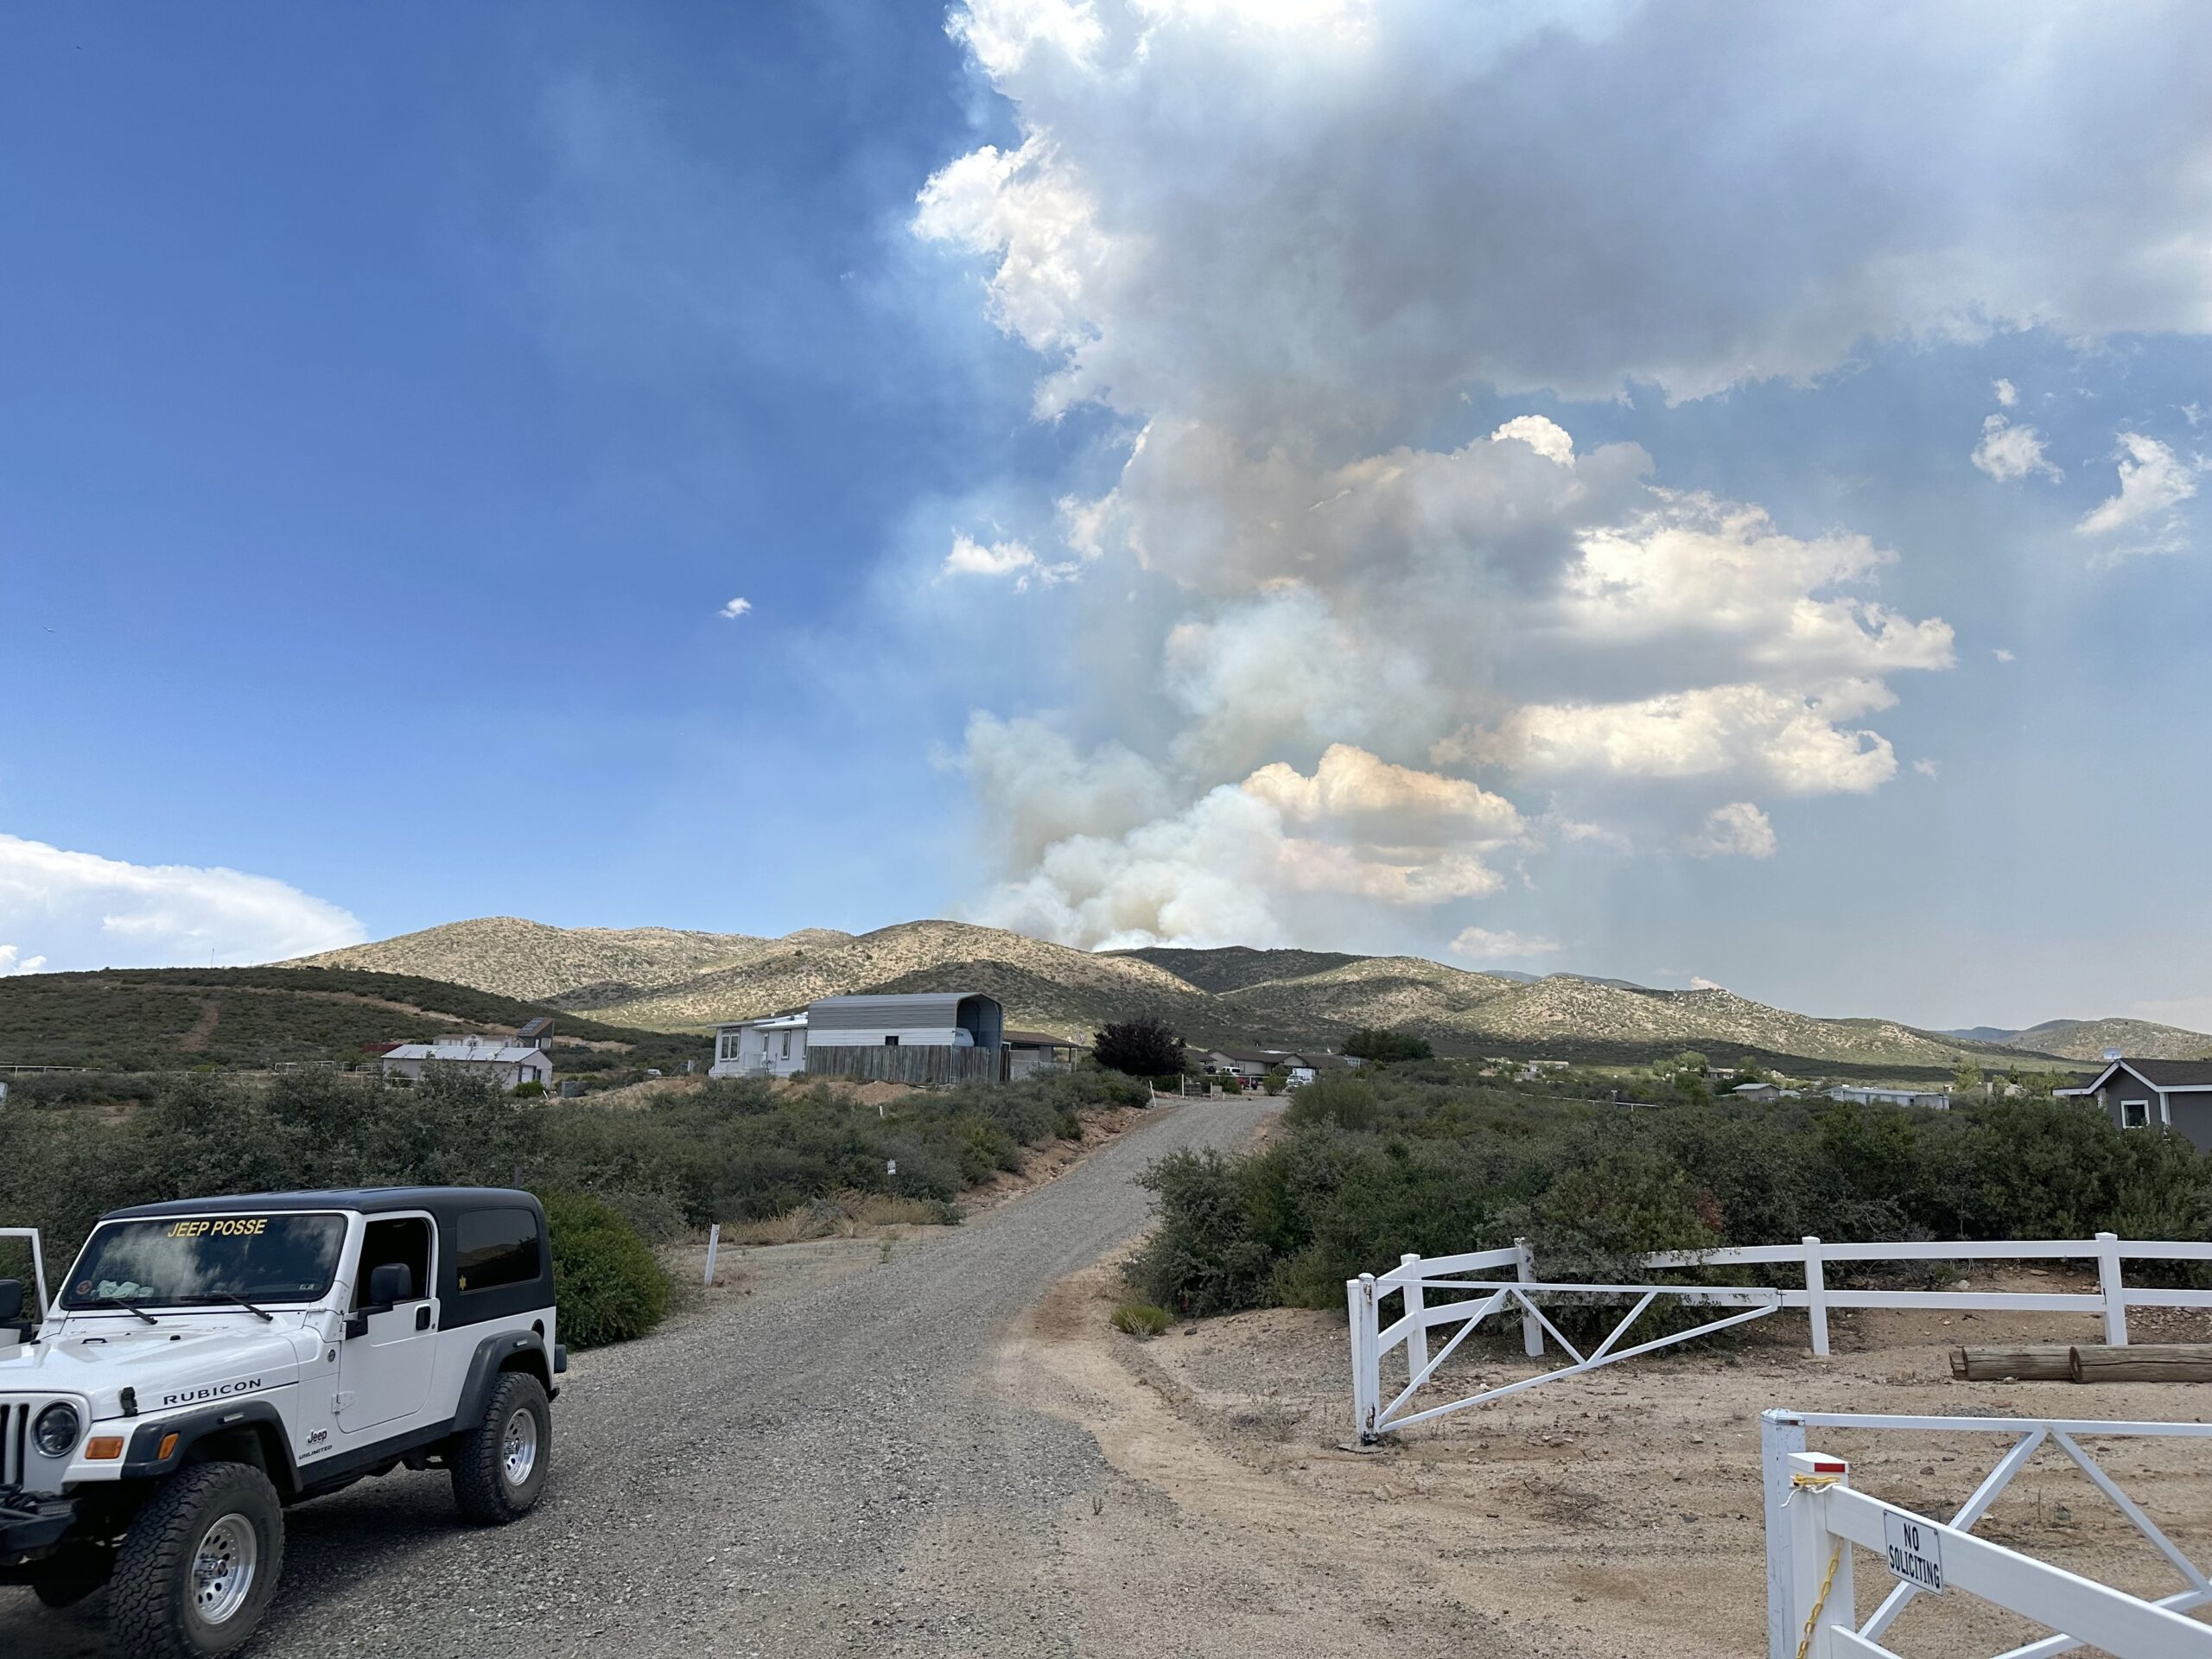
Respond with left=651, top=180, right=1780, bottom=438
left=0, top=834, right=365, bottom=972
left=1992, top=647, right=2016, bottom=663
left=1453, top=681, right=1906, bottom=796
left=719, top=596, right=753, bottom=619
left=912, top=0, right=2212, bottom=946
left=948, top=0, right=1102, bottom=78
left=923, top=3, right=2212, bottom=413
left=2077, top=432, right=2202, bottom=537
left=0, top=945, right=48, bottom=976
left=942, top=533, right=1080, bottom=588
left=1243, top=743, right=1522, bottom=841
left=1449, top=926, right=1561, bottom=963
left=1972, top=414, right=2060, bottom=481
left=1687, top=803, right=1778, bottom=860
left=1690, top=976, right=1726, bottom=992
left=964, top=732, right=1526, bottom=946
left=1912, top=758, right=1940, bottom=779
left=1490, top=415, right=1574, bottom=466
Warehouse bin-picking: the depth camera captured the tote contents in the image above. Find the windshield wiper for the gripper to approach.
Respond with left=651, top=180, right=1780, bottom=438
left=181, top=1292, right=274, bottom=1322
left=85, top=1296, right=157, bottom=1325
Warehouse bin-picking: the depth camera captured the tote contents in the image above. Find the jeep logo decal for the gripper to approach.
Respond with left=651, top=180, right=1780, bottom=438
left=160, top=1376, right=264, bottom=1408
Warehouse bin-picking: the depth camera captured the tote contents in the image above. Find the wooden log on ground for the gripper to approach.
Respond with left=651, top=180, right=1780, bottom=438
left=2069, top=1343, right=2212, bottom=1383
left=1950, top=1344, right=2075, bottom=1382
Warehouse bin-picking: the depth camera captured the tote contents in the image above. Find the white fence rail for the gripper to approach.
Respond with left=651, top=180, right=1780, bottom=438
left=1768, top=1415, right=2212, bottom=1658
left=1348, top=1235, right=2212, bottom=1440
left=1770, top=1415, right=2212, bottom=1659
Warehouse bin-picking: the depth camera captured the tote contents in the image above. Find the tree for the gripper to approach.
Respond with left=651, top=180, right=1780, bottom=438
left=1342, top=1027, right=1434, bottom=1062
left=1954, top=1059, right=1984, bottom=1096
left=1093, top=1014, right=1186, bottom=1078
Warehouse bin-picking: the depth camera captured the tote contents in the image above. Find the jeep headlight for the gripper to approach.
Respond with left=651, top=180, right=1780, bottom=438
left=33, top=1402, right=81, bottom=1458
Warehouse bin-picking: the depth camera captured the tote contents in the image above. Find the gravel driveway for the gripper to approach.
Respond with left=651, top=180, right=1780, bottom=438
left=3, top=1096, right=1278, bottom=1658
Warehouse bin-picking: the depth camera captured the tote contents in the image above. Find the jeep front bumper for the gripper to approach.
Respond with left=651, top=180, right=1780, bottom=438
left=0, top=1491, right=79, bottom=1564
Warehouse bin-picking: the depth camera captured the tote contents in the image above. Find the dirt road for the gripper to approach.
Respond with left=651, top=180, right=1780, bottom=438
left=3, top=1096, right=1282, bottom=1659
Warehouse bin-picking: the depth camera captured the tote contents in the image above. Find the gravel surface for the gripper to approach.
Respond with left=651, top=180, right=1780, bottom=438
left=3, top=1096, right=1277, bottom=1658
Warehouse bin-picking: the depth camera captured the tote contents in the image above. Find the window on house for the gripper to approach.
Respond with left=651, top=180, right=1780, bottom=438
left=885, top=1035, right=899, bottom=1046
left=2122, top=1100, right=2151, bottom=1128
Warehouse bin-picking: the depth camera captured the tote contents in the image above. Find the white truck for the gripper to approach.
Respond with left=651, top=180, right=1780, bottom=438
left=0, top=1186, right=565, bottom=1657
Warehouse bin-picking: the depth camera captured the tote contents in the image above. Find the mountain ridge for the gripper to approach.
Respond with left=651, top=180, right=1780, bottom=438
left=289, top=916, right=2203, bottom=1072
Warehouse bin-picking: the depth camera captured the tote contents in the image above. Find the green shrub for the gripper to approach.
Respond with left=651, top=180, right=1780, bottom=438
left=1128, top=1064, right=2212, bottom=1325
left=1109, top=1300, right=1174, bottom=1338
left=538, top=1190, right=671, bottom=1350
left=512, top=1080, right=546, bottom=1099
left=1343, top=1028, right=1434, bottom=1062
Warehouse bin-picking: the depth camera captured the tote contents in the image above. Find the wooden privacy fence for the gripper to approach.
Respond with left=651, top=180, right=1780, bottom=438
left=1765, top=1412, right=2212, bottom=1659
left=1348, top=1235, right=2212, bottom=1440
left=804, top=1045, right=1008, bottom=1086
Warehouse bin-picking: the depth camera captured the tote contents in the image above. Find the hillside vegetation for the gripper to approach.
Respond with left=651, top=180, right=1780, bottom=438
left=1133, top=1065, right=2212, bottom=1320
left=2002, top=1018, right=2212, bottom=1063
left=287, top=915, right=2210, bottom=1075
left=0, top=965, right=707, bottom=1073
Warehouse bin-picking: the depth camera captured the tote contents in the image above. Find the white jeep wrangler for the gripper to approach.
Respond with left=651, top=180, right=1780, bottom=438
left=0, top=1186, right=565, bottom=1656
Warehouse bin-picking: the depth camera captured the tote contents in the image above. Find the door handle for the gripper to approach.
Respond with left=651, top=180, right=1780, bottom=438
left=416, top=1305, right=432, bottom=1332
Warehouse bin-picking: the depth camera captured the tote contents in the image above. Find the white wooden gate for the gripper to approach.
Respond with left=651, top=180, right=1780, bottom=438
left=1766, top=1415, right=2212, bottom=1658
left=1349, top=1235, right=2212, bottom=1440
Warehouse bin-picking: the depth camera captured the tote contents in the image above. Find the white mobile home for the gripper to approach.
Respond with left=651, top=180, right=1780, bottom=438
left=711, top=1012, right=810, bottom=1078
left=380, top=1038, right=554, bottom=1092
left=710, top=992, right=1007, bottom=1081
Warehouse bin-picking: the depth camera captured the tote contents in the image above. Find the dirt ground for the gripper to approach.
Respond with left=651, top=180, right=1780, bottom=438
left=1007, top=1262, right=2212, bottom=1657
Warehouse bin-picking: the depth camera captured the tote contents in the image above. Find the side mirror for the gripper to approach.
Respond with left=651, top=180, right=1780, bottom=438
left=367, top=1262, right=416, bottom=1306
left=0, top=1279, right=22, bottom=1324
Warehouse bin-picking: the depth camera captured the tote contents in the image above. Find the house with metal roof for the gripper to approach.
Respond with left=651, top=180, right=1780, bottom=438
left=709, top=992, right=1007, bottom=1084
left=378, top=1038, right=554, bottom=1092
left=2056, top=1058, right=2212, bottom=1148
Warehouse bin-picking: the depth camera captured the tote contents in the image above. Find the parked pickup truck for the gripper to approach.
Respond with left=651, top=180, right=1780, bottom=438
left=0, top=1187, right=564, bottom=1657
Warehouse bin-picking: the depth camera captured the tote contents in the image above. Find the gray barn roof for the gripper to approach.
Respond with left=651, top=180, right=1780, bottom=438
left=807, top=992, right=1001, bottom=1037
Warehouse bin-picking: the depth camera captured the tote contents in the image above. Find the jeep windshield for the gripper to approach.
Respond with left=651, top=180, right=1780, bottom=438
left=60, top=1213, right=346, bottom=1310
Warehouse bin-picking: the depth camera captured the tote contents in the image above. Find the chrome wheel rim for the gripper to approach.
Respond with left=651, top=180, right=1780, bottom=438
left=192, top=1514, right=257, bottom=1626
left=500, top=1407, right=538, bottom=1488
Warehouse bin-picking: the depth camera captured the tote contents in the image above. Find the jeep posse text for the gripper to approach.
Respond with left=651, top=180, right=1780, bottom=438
left=0, top=1187, right=564, bottom=1657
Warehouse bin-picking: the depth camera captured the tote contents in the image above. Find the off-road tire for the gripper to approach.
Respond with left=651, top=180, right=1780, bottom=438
left=109, top=1461, right=284, bottom=1659
left=30, top=1549, right=109, bottom=1608
left=452, top=1370, right=550, bottom=1524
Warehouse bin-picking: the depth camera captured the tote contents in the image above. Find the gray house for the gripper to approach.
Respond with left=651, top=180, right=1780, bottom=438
left=711, top=992, right=1009, bottom=1085
left=2057, top=1058, right=2212, bottom=1148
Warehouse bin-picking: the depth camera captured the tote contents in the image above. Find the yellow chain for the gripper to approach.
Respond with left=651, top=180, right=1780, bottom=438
left=1790, top=1471, right=1846, bottom=1659
left=1793, top=1538, right=1844, bottom=1659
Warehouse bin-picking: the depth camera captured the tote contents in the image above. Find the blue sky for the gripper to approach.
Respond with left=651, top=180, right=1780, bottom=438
left=3, top=2, right=2209, bottom=1033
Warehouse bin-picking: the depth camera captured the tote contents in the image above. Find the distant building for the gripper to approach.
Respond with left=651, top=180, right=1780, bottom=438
left=713, top=1011, right=810, bottom=1078
left=1731, top=1081, right=1785, bottom=1102
left=1827, top=1084, right=1949, bottom=1111
left=2057, top=1058, right=2212, bottom=1149
left=380, top=1037, right=554, bottom=1092
left=710, top=992, right=1007, bottom=1084
left=1203, top=1046, right=1309, bottom=1082
left=1003, top=1029, right=1088, bottom=1080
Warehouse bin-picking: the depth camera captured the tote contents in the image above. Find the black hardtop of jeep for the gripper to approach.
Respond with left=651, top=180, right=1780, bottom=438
left=103, top=1186, right=544, bottom=1225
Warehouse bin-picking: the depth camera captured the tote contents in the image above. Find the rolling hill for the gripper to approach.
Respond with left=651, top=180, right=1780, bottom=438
left=283, top=917, right=2193, bottom=1077
left=2000, top=1018, right=2212, bottom=1064
left=292, top=917, right=830, bottom=1006
left=0, top=963, right=709, bottom=1073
